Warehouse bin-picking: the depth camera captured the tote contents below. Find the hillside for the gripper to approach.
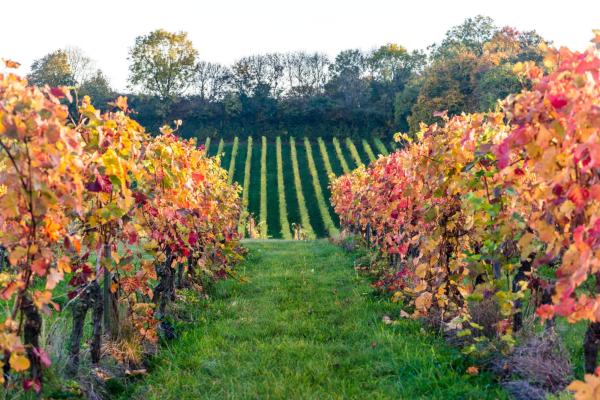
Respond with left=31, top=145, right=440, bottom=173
left=201, top=136, right=398, bottom=238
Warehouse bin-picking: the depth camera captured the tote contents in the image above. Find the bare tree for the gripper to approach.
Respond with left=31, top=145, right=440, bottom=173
left=195, top=61, right=231, bottom=101
left=65, top=47, right=95, bottom=85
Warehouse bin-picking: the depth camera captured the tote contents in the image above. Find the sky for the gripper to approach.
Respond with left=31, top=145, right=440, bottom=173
left=1, top=0, right=599, bottom=91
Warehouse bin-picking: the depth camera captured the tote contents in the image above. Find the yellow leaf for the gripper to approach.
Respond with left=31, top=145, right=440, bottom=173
left=10, top=353, right=30, bottom=372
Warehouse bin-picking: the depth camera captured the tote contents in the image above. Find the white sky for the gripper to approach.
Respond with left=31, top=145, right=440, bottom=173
left=1, top=0, right=599, bottom=91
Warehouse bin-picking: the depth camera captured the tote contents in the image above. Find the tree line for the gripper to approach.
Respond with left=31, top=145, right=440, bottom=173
left=27, top=15, right=547, bottom=140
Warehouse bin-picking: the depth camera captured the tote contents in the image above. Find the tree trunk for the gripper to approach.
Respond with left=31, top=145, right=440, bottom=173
left=512, top=258, right=532, bottom=332
left=103, top=243, right=111, bottom=333
left=585, top=322, right=600, bottom=373
left=21, top=296, right=42, bottom=387
left=583, top=272, right=600, bottom=373
left=66, top=286, right=92, bottom=376
left=176, top=262, right=184, bottom=289
left=90, top=280, right=103, bottom=364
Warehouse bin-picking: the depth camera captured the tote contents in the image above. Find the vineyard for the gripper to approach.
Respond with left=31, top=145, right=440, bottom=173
left=331, top=34, right=600, bottom=398
left=200, top=135, right=397, bottom=238
left=2, top=24, right=600, bottom=400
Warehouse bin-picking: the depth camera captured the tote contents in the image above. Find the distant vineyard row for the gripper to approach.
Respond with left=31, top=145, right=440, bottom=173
left=202, top=136, right=397, bottom=238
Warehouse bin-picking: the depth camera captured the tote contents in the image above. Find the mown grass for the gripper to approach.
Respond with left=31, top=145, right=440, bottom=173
left=303, top=138, right=338, bottom=237
left=280, top=137, right=301, bottom=230
left=345, top=137, right=364, bottom=168
left=362, top=139, right=376, bottom=162
left=266, top=140, right=282, bottom=239
left=248, top=136, right=262, bottom=222
left=121, top=240, right=508, bottom=400
left=373, top=138, right=389, bottom=156
left=275, top=137, right=290, bottom=239
left=294, top=138, right=323, bottom=237
left=215, top=138, right=225, bottom=157
left=259, top=136, right=268, bottom=238
left=289, top=137, right=316, bottom=238
left=227, top=136, right=239, bottom=184
left=332, top=137, right=351, bottom=173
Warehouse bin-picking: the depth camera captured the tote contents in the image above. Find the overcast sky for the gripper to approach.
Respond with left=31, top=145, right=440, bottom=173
left=1, top=0, right=599, bottom=91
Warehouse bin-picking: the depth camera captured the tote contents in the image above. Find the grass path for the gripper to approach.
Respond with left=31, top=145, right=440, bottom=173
left=124, top=241, right=507, bottom=400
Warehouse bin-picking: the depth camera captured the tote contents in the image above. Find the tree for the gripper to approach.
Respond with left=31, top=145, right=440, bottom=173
left=431, top=15, right=497, bottom=59
left=326, top=49, right=369, bottom=108
left=78, top=69, right=114, bottom=105
left=195, top=61, right=231, bottom=101
left=27, top=49, right=75, bottom=87
left=128, top=29, right=198, bottom=99
left=64, top=47, right=95, bottom=85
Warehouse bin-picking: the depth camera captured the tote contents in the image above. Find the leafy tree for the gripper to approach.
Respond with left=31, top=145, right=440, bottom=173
left=27, top=49, right=75, bottom=87
left=78, top=69, right=114, bottom=105
left=431, top=15, right=497, bottom=59
left=128, top=29, right=198, bottom=99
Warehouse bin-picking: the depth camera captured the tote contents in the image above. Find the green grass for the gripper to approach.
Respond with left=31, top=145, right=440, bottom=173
left=345, top=137, right=364, bottom=169
left=204, top=137, right=211, bottom=153
left=248, top=137, right=262, bottom=222
left=281, top=138, right=301, bottom=230
left=242, top=137, right=252, bottom=208
left=304, top=138, right=339, bottom=237
left=290, top=137, right=316, bottom=239
left=227, top=137, right=239, bottom=184
left=332, top=137, right=351, bottom=174
left=362, top=139, right=376, bottom=162
left=317, top=137, right=335, bottom=179
left=216, top=138, right=225, bottom=157
left=259, top=136, right=268, bottom=238
left=373, top=138, right=389, bottom=156
left=276, top=137, right=292, bottom=239
left=122, top=240, right=508, bottom=400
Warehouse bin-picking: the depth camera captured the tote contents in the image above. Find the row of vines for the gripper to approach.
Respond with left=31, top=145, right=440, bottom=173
left=331, top=36, right=600, bottom=396
left=0, top=65, right=243, bottom=394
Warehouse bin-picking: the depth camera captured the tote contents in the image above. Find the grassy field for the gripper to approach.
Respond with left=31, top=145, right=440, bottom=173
left=202, top=136, right=388, bottom=238
left=121, top=240, right=507, bottom=399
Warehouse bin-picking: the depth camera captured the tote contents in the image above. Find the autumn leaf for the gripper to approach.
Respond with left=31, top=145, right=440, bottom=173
left=10, top=353, right=30, bottom=372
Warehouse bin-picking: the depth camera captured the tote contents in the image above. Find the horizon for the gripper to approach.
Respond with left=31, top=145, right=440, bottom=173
left=1, top=0, right=599, bottom=91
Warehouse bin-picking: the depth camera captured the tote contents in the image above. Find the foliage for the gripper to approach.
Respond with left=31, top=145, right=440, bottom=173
left=27, top=49, right=75, bottom=87
left=0, top=64, right=242, bottom=394
left=330, top=33, right=600, bottom=396
left=128, top=29, right=198, bottom=99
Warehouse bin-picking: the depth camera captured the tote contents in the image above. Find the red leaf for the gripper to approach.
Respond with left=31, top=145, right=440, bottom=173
left=50, top=87, right=66, bottom=98
left=548, top=94, right=568, bottom=109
